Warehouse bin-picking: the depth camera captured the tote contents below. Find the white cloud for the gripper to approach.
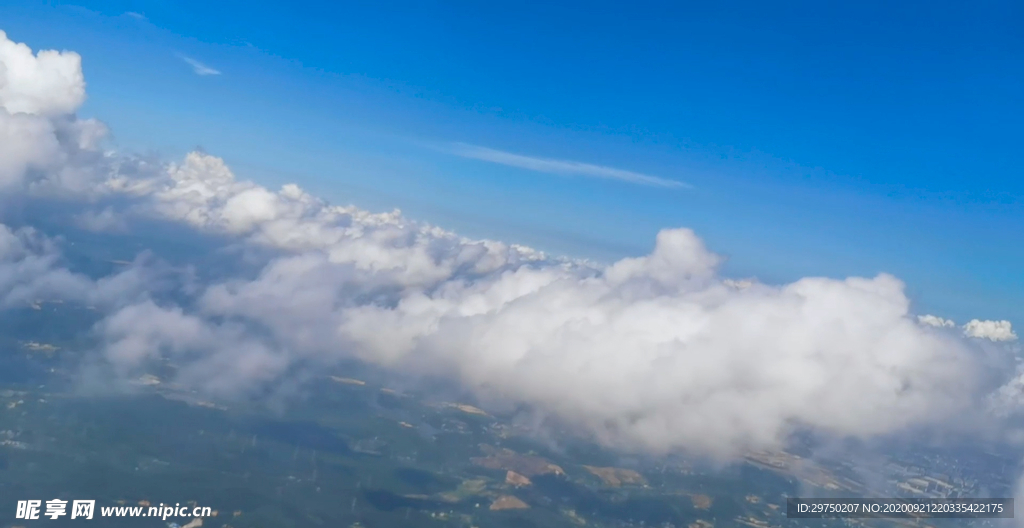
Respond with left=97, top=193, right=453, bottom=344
left=85, top=151, right=994, bottom=458
left=0, top=30, right=85, bottom=116
left=216, top=243, right=984, bottom=457
left=918, top=314, right=956, bottom=328
left=178, top=55, right=221, bottom=76
left=108, top=151, right=551, bottom=288
left=0, top=31, right=110, bottom=192
left=964, top=319, right=1018, bottom=342
left=449, top=143, right=689, bottom=189
left=0, top=222, right=163, bottom=308
left=100, top=300, right=289, bottom=396
left=0, top=223, right=91, bottom=306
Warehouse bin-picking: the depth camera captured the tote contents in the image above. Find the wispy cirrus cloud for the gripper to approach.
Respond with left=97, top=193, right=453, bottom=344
left=449, top=143, right=689, bottom=189
left=177, top=54, right=221, bottom=76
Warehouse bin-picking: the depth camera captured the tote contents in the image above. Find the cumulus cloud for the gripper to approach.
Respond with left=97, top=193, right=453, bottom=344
left=918, top=315, right=1016, bottom=342
left=85, top=151, right=1000, bottom=457
left=178, top=55, right=221, bottom=76
left=0, top=31, right=85, bottom=116
left=2, top=30, right=1021, bottom=460
left=0, top=31, right=110, bottom=193
left=207, top=235, right=986, bottom=456
left=965, top=319, right=1018, bottom=342
left=918, top=314, right=955, bottom=328
left=449, top=143, right=689, bottom=189
left=107, top=151, right=551, bottom=288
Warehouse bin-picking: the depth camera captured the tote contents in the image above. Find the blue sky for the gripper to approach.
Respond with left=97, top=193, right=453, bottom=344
left=1, top=0, right=1021, bottom=324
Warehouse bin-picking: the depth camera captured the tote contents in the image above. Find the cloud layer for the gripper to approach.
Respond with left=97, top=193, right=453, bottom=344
left=93, top=150, right=1009, bottom=457
left=1, top=31, right=1021, bottom=460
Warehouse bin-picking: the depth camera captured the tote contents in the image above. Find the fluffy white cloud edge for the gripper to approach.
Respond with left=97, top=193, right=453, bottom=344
left=919, top=314, right=1017, bottom=342
left=965, top=319, right=1018, bottom=342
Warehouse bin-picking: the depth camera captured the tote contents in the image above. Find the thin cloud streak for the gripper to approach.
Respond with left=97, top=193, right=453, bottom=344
left=177, top=55, right=221, bottom=76
left=450, top=143, right=690, bottom=189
